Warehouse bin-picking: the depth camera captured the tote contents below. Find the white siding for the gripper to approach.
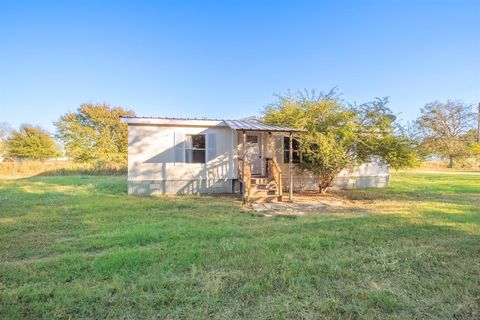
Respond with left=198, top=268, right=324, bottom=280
left=127, top=124, right=236, bottom=194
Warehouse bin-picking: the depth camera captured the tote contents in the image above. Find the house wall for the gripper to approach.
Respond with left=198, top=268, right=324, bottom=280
left=278, top=161, right=389, bottom=191
left=128, top=125, right=389, bottom=196
left=127, top=124, right=237, bottom=195
left=270, top=135, right=389, bottom=191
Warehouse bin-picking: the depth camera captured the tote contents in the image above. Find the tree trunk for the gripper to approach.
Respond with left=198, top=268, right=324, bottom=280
left=318, top=178, right=332, bottom=194
left=448, top=156, right=453, bottom=168
left=318, top=172, right=337, bottom=194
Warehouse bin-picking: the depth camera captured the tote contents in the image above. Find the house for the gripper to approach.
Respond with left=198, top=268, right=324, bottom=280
left=121, top=116, right=389, bottom=202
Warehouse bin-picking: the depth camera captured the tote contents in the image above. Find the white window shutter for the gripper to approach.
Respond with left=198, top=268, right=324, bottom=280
left=274, top=136, right=283, bottom=164
left=207, top=133, right=217, bottom=162
left=174, top=132, right=185, bottom=163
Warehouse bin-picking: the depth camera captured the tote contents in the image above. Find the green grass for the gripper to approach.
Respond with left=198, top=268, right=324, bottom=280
left=0, top=173, right=479, bottom=319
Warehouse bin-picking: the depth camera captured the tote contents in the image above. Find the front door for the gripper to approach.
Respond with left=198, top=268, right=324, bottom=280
left=246, top=133, right=262, bottom=175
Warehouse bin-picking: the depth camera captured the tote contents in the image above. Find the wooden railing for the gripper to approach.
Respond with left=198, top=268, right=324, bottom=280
left=266, top=157, right=282, bottom=197
left=238, top=158, right=251, bottom=202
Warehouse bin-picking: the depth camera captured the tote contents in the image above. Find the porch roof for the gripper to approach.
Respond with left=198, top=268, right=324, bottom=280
left=223, top=119, right=303, bottom=132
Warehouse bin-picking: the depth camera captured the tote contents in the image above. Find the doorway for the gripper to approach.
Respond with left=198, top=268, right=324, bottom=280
left=245, top=133, right=262, bottom=175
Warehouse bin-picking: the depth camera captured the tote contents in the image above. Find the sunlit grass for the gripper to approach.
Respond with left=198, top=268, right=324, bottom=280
left=0, top=173, right=479, bottom=319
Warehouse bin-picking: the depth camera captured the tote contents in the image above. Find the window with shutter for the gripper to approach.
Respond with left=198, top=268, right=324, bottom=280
left=185, top=134, right=206, bottom=163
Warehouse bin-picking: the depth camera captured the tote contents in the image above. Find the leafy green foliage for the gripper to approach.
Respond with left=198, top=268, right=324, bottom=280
left=4, top=125, right=61, bottom=160
left=55, top=103, right=134, bottom=164
left=263, top=91, right=417, bottom=193
left=416, top=100, right=476, bottom=167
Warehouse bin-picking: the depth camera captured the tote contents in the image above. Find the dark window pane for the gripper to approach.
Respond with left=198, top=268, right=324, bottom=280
left=284, top=151, right=301, bottom=163
left=191, top=135, right=205, bottom=149
left=284, top=137, right=300, bottom=151
left=247, top=135, right=258, bottom=143
left=292, top=151, right=300, bottom=163
left=284, top=137, right=289, bottom=150
left=292, top=139, right=300, bottom=150
left=192, top=150, right=205, bottom=163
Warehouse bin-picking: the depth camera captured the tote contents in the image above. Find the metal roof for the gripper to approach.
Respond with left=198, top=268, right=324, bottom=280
left=121, top=116, right=303, bottom=132
left=120, top=116, right=224, bottom=121
left=223, top=119, right=303, bottom=132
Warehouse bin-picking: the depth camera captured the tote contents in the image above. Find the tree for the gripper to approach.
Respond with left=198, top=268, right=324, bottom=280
left=4, top=125, right=61, bottom=160
left=0, top=122, right=12, bottom=155
left=415, top=100, right=475, bottom=167
left=55, top=103, right=134, bottom=164
left=263, top=90, right=417, bottom=193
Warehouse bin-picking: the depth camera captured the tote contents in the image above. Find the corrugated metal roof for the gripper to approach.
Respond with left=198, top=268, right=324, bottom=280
left=223, top=119, right=303, bottom=132
left=120, top=116, right=224, bottom=121
left=121, top=116, right=303, bottom=132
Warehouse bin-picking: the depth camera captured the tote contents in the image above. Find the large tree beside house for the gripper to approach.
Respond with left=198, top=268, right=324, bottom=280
left=263, top=91, right=417, bottom=193
left=55, top=103, right=134, bottom=165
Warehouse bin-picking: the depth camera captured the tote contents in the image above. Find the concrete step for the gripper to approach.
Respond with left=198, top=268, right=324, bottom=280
left=250, top=189, right=277, bottom=196
left=249, top=195, right=283, bottom=203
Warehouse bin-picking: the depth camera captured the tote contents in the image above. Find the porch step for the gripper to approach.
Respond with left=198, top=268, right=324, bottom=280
left=250, top=177, right=271, bottom=185
left=250, top=189, right=277, bottom=196
left=247, top=175, right=282, bottom=203
left=254, top=183, right=277, bottom=190
left=249, top=195, right=283, bottom=203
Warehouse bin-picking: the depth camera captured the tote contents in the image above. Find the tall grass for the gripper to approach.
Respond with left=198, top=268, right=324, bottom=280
left=0, top=161, right=126, bottom=178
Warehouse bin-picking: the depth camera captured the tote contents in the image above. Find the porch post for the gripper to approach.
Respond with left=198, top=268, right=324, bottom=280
left=242, top=130, right=247, bottom=204
left=267, top=132, right=271, bottom=175
left=289, top=131, right=293, bottom=202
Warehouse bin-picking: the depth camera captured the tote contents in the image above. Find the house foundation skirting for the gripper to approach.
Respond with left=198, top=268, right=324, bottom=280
left=128, top=175, right=388, bottom=195
left=128, top=179, right=234, bottom=195
left=281, top=175, right=389, bottom=192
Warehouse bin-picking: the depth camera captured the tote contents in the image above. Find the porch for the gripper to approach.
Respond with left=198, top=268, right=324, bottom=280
left=224, top=119, right=303, bottom=204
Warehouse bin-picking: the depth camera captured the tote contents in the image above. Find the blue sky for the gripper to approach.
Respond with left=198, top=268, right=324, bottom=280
left=1, top=0, right=479, bottom=132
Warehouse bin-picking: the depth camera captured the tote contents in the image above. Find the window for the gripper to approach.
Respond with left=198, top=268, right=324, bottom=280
left=246, top=135, right=258, bottom=143
left=284, top=137, right=301, bottom=163
left=185, top=134, right=206, bottom=163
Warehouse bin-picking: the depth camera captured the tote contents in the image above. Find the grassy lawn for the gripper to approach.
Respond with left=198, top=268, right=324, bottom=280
left=0, top=173, right=479, bottom=319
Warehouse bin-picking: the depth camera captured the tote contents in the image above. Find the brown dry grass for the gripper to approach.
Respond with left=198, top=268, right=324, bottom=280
left=0, top=161, right=126, bottom=178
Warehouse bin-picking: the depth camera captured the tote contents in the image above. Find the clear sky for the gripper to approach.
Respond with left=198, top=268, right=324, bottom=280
left=1, top=0, right=479, bottom=132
